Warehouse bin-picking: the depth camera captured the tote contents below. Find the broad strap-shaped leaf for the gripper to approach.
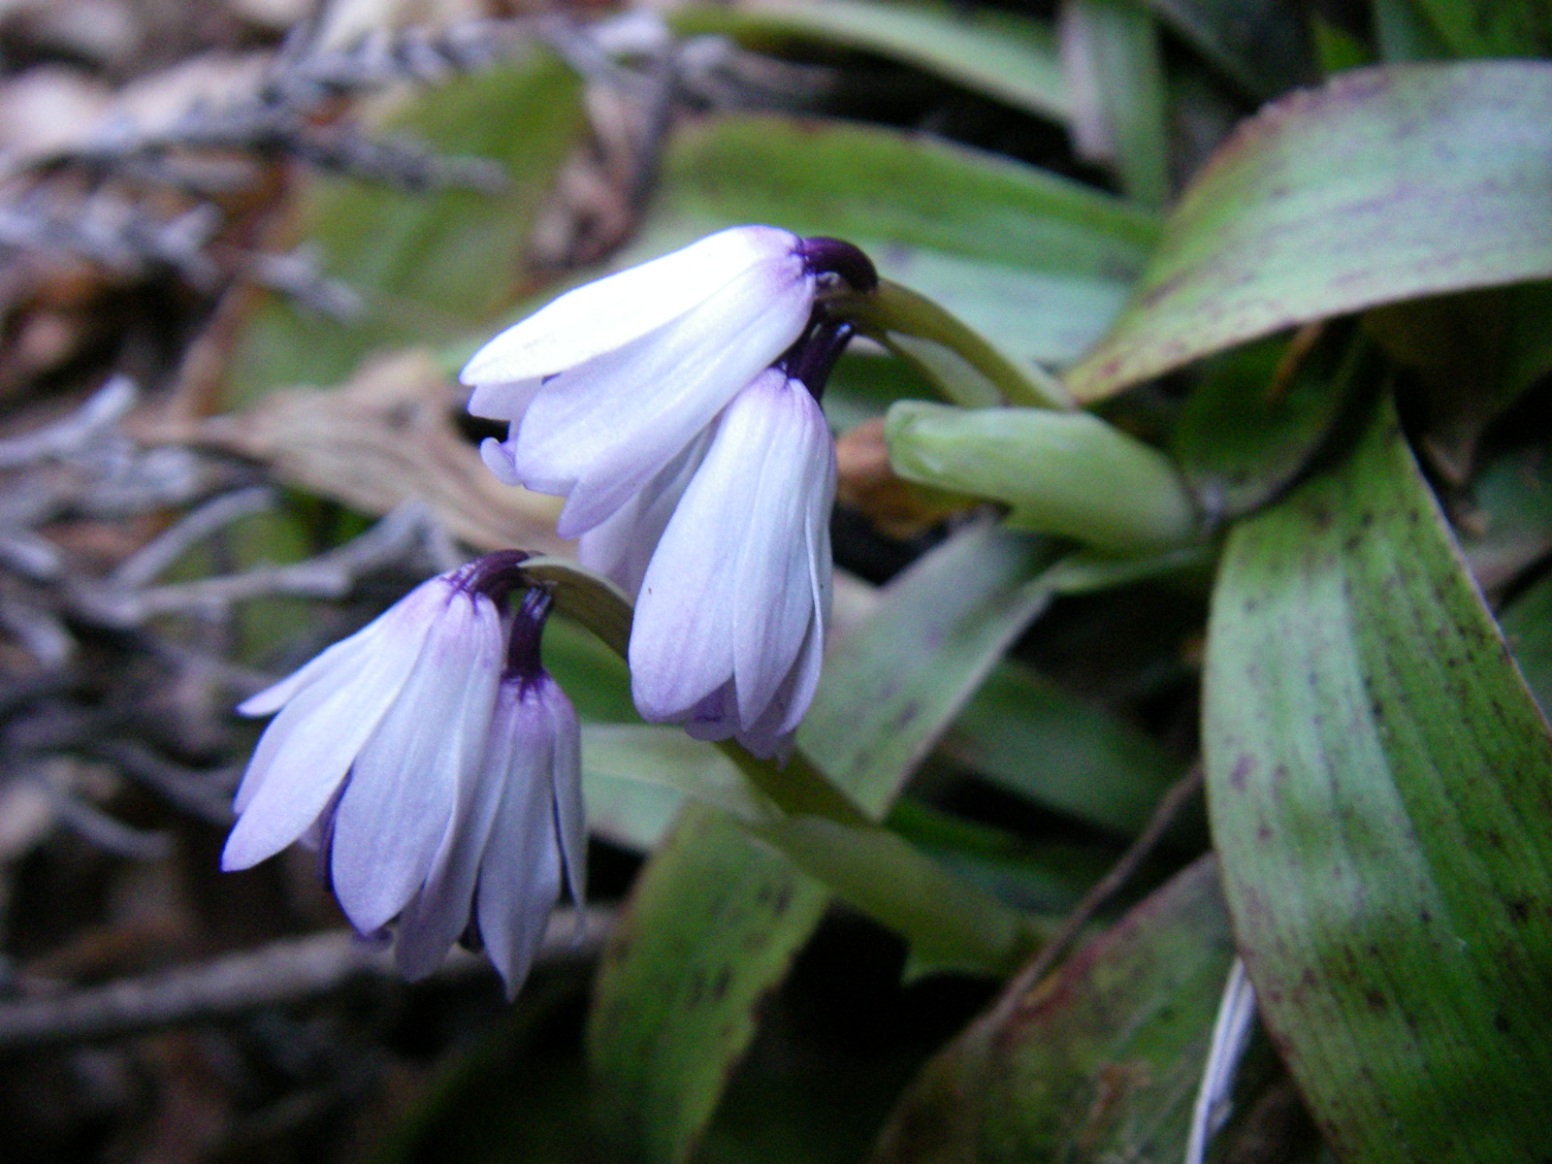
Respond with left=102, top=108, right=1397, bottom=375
left=636, top=114, right=1160, bottom=370
left=674, top=0, right=1068, bottom=122
left=1064, top=62, right=1552, bottom=402
left=872, top=856, right=1237, bottom=1163
left=587, top=523, right=1058, bottom=1163
left=1204, top=397, right=1552, bottom=1162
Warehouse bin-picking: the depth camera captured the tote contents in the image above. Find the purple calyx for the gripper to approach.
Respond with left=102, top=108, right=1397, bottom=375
left=454, top=550, right=554, bottom=690
left=456, top=549, right=533, bottom=607
left=799, top=236, right=878, bottom=293
left=779, top=319, right=856, bottom=402
left=503, top=586, right=554, bottom=690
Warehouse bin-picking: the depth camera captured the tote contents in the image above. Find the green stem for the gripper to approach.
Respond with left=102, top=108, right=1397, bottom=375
left=828, top=280, right=1075, bottom=411
left=528, top=553, right=1046, bottom=975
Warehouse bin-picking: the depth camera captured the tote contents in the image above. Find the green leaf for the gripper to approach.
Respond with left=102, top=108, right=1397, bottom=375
left=941, top=659, right=1185, bottom=837
left=587, top=523, right=1060, bottom=1163
left=889, top=799, right=1111, bottom=914
left=1171, top=334, right=1359, bottom=521
left=1131, top=0, right=1313, bottom=97
left=872, top=856, right=1238, bottom=1163
left=1204, top=397, right=1552, bottom=1161
left=1064, top=62, right=1552, bottom=402
left=673, top=0, right=1068, bottom=123
left=1456, top=443, right=1552, bottom=593
left=1411, top=0, right=1552, bottom=57
left=1500, top=569, right=1552, bottom=719
left=1364, top=282, right=1552, bottom=480
left=1060, top=0, right=1170, bottom=207
left=638, top=114, right=1161, bottom=370
left=1374, top=0, right=1453, bottom=61
left=222, top=50, right=585, bottom=404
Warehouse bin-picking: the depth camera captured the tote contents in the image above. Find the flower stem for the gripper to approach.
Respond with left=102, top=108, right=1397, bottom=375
left=721, top=743, right=1045, bottom=976
left=828, top=280, right=1075, bottom=411
left=522, top=552, right=1047, bottom=976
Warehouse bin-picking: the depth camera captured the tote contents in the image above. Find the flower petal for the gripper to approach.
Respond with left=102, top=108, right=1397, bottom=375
left=542, top=681, right=586, bottom=908
left=235, top=580, right=444, bottom=719
left=330, top=592, right=503, bottom=934
left=628, top=371, right=836, bottom=733
left=391, top=710, right=510, bottom=981
left=726, top=377, right=836, bottom=724
left=222, top=588, right=446, bottom=868
left=474, top=685, right=567, bottom=996
left=458, top=226, right=800, bottom=387
left=516, top=263, right=815, bottom=537
left=577, top=426, right=711, bottom=596
left=466, top=375, right=542, bottom=424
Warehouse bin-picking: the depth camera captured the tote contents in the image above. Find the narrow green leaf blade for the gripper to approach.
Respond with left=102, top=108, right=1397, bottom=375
left=1204, top=399, right=1552, bottom=1161
left=1060, top=0, right=1170, bottom=207
left=942, top=659, right=1184, bottom=836
left=674, top=0, right=1068, bottom=122
left=587, top=524, right=1059, bottom=1163
left=1064, top=62, right=1552, bottom=402
left=1133, top=0, right=1312, bottom=96
left=873, top=856, right=1237, bottom=1163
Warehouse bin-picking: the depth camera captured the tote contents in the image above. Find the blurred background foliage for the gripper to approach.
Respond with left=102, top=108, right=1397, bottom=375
left=0, top=0, right=1548, bottom=1161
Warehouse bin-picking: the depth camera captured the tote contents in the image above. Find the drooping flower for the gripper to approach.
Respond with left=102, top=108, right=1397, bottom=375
left=628, top=366, right=837, bottom=759
left=460, top=226, right=876, bottom=757
left=460, top=225, right=874, bottom=540
left=222, top=555, right=584, bottom=995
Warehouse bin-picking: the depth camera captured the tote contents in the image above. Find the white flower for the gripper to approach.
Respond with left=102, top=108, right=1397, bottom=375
left=461, top=227, right=875, bottom=758
left=222, top=564, right=584, bottom=996
left=460, top=225, right=821, bottom=539
left=628, top=368, right=837, bottom=759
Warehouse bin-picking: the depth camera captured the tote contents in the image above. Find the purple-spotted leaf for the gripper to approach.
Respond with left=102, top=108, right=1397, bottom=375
left=1204, top=397, right=1552, bottom=1161
left=1064, top=62, right=1552, bottom=402
left=872, top=856, right=1238, bottom=1163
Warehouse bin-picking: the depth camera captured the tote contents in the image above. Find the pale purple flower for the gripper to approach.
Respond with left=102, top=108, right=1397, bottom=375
left=628, top=368, right=837, bottom=759
left=222, top=557, right=583, bottom=995
left=461, top=226, right=875, bottom=757
left=460, top=226, right=871, bottom=540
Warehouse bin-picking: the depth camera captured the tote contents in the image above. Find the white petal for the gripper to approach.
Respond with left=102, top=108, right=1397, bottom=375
left=235, top=580, right=443, bottom=718
left=725, top=378, right=836, bottom=724
left=628, top=371, right=836, bottom=731
left=474, top=686, right=567, bottom=996
left=515, top=263, right=815, bottom=537
left=458, top=227, right=801, bottom=387
left=542, top=681, right=586, bottom=908
left=478, top=436, right=522, bottom=486
left=577, top=427, right=710, bottom=596
left=628, top=410, right=752, bottom=721
left=221, top=589, right=445, bottom=868
left=330, top=593, right=503, bottom=933
left=391, top=711, right=509, bottom=981
left=466, top=375, right=542, bottom=424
